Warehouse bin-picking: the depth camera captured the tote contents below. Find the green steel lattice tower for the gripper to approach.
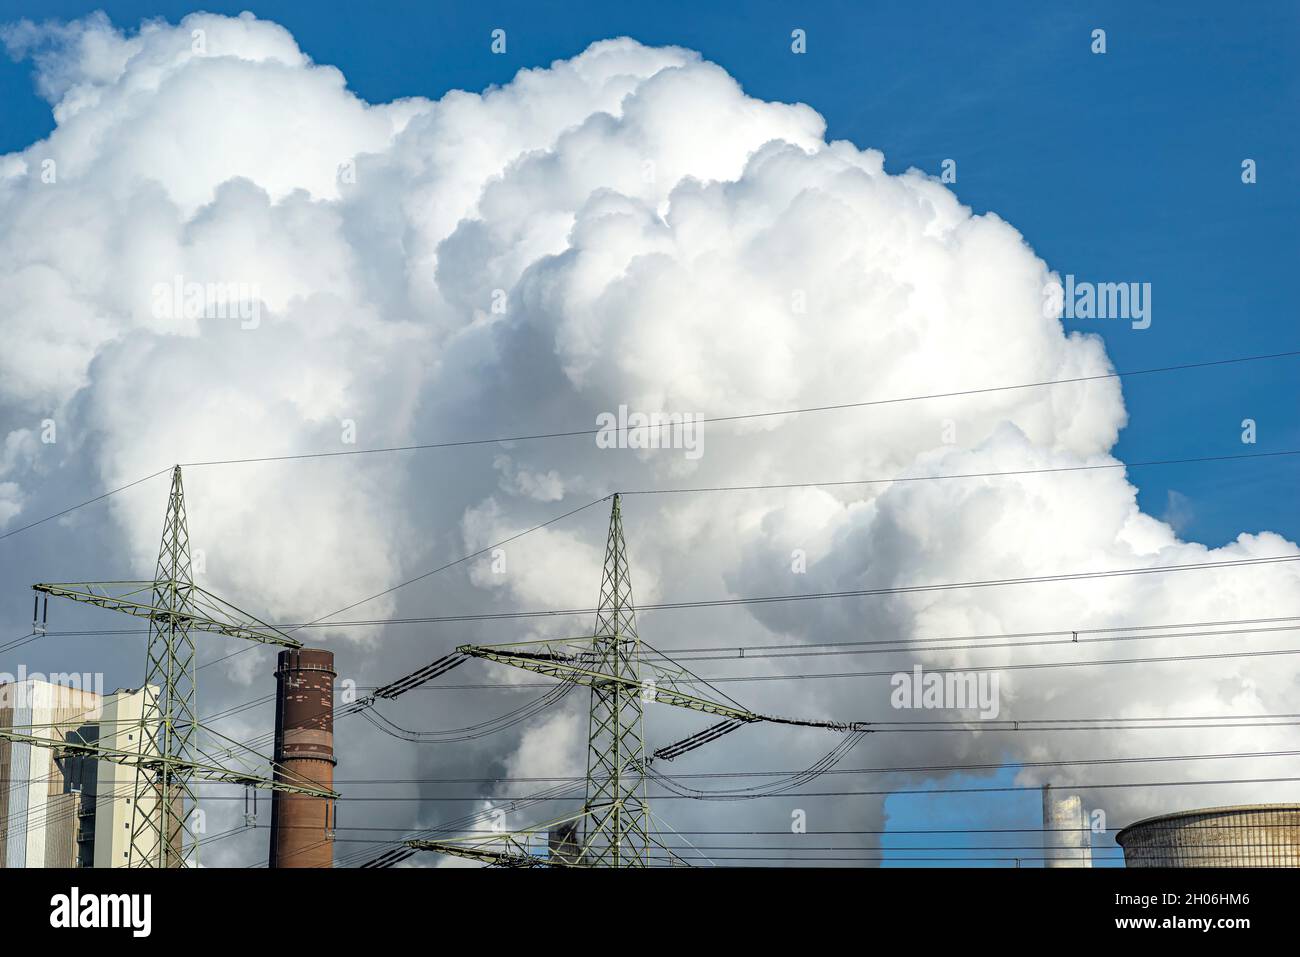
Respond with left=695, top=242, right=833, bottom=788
left=400, top=492, right=867, bottom=867
left=581, top=493, right=651, bottom=866
left=129, top=465, right=200, bottom=867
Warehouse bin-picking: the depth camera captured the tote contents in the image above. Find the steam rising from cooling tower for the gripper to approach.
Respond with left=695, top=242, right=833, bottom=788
left=1042, top=784, right=1092, bottom=868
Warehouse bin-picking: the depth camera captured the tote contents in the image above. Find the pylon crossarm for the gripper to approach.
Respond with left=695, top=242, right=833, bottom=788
left=403, top=841, right=551, bottom=868
left=0, top=726, right=337, bottom=798
left=465, top=634, right=600, bottom=656
left=458, top=643, right=762, bottom=722
left=33, top=582, right=301, bottom=647
left=469, top=634, right=704, bottom=693
left=406, top=811, right=598, bottom=868
left=0, top=718, right=139, bottom=731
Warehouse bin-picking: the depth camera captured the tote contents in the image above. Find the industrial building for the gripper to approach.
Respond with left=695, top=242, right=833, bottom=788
left=0, top=680, right=163, bottom=868
left=90, top=687, right=164, bottom=868
left=1, top=650, right=340, bottom=869
left=0, top=678, right=101, bottom=867
left=1117, top=804, right=1300, bottom=867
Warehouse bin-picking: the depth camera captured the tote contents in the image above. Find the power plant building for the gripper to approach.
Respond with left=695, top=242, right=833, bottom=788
left=0, top=678, right=102, bottom=867
left=4, top=660, right=340, bottom=869
left=1117, top=804, right=1300, bottom=867
left=0, top=680, right=165, bottom=868
left=91, top=687, right=163, bottom=868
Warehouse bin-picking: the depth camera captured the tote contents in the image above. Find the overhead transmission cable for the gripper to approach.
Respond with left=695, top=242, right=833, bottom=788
left=177, top=348, right=1300, bottom=468
left=217, top=553, right=1295, bottom=637
left=3, top=348, right=1296, bottom=547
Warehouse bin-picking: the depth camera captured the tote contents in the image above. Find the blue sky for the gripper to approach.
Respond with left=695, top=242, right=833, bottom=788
left=881, top=765, right=1122, bottom=868
left=0, top=0, right=1293, bottom=865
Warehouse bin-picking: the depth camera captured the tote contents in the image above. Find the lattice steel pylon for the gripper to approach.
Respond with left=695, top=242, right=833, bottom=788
left=129, top=465, right=199, bottom=868
left=397, top=493, right=870, bottom=868
left=581, top=492, right=651, bottom=866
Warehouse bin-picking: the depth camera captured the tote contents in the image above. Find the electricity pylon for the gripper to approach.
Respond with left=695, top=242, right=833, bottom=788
left=0, top=465, right=338, bottom=867
left=579, top=492, right=650, bottom=865
left=401, top=493, right=867, bottom=867
left=130, top=465, right=199, bottom=867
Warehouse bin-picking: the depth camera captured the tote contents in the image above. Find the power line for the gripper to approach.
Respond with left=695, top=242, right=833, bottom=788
left=251, top=553, right=1295, bottom=630
left=0, top=467, right=172, bottom=543
left=656, top=614, right=1300, bottom=655
left=5, top=444, right=1293, bottom=641
left=15, top=617, right=1300, bottom=712
left=3, top=347, right=1271, bottom=548
left=176, top=348, right=1300, bottom=468
left=194, top=495, right=612, bottom=674
left=304, top=498, right=610, bottom=630
left=649, top=623, right=1300, bottom=661
left=622, top=448, right=1300, bottom=497
left=330, top=780, right=586, bottom=869
left=534, top=554, right=1300, bottom=616
left=675, top=643, right=1300, bottom=682
left=0, top=631, right=37, bottom=655
left=175, top=555, right=1300, bottom=663
left=6, top=455, right=1294, bottom=677
left=285, top=823, right=1300, bottom=835
left=28, top=611, right=1300, bottom=641
left=322, top=746, right=1300, bottom=784
left=170, top=677, right=1300, bottom=759
left=413, top=643, right=1300, bottom=689
left=288, top=773, right=1300, bottom=801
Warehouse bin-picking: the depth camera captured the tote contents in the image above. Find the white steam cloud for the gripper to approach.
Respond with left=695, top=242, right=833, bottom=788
left=1, top=12, right=1297, bottom=865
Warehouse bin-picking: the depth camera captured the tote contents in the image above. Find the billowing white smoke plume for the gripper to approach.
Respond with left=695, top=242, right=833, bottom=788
left=1, top=11, right=1296, bottom=865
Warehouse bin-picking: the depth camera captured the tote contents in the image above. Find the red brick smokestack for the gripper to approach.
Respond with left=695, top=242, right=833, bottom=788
left=270, top=647, right=336, bottom=868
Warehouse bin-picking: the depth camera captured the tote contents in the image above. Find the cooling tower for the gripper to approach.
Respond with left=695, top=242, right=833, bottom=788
left=1117, top=804, right=1300, bottom=867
